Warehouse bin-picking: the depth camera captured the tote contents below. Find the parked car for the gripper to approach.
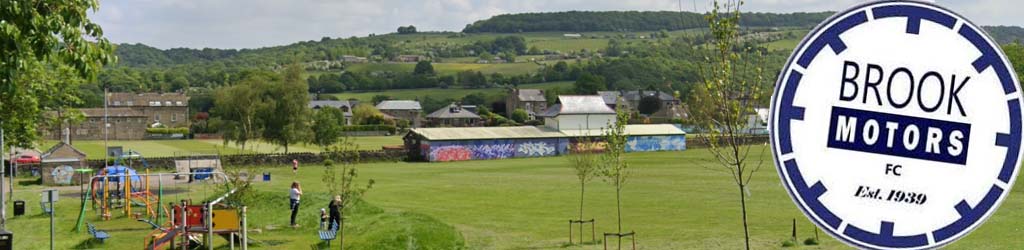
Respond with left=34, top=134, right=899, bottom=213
left=14, top=155, right=40, bottom=164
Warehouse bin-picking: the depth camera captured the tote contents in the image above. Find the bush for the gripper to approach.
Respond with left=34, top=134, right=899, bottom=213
left=803, top=237, right=819, bottom=245
left=342, top=125, right=398, bottom=134
left=146, top=127, right=189, bottom=134
left=781, top=239, right=797, bottom=247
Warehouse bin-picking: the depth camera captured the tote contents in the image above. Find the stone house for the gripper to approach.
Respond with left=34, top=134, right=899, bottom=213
left=395, top=55, right=424, bottom=62
left=309, top=100, right=356, bottom=125
left=599, top=90, right=685, bottom=121
left=376, top=100, right=422, bottom=127
left=426, top=103, right=482, bottom=127
left=47, top=92, right=190, bottom=140
left=505, top=88, right=547, bottom=119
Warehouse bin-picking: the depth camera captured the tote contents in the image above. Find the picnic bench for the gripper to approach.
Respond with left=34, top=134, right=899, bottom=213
left=318, top=222, right=338, bottom=246
left=87, top=223, right=111, bottom=243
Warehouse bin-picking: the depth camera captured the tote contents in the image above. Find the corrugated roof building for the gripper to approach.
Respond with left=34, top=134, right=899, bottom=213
left=405, top=95, right=686, bottom=162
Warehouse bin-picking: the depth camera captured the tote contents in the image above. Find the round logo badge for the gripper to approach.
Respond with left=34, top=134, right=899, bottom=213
left=770, top=1, right=1023, bottom=249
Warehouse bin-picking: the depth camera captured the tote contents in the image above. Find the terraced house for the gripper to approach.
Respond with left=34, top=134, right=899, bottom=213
left=48, top=92, right=190, bottom=140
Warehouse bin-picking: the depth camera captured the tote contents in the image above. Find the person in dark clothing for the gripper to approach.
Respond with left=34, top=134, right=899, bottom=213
left=327, top=195, right=342, bottom=230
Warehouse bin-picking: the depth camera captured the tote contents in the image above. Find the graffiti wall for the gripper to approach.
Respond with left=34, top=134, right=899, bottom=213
left=625, top=135, right=686, bottom=152
left=425, top=138, right=567, bottom=162
left=421, top=135, right=685, bottom=162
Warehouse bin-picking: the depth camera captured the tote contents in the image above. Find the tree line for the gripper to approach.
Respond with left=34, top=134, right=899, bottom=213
left=462, top=11, right=833, bottom=33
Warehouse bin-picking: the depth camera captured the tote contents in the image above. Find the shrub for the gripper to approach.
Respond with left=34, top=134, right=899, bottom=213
left=803, top=237, right=819, bottom=245
left=145, top=127, right=189, bottom=134
left=781, top=239, right=796, bottom=247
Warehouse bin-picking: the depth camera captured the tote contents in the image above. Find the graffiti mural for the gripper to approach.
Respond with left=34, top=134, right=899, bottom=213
left=430, top=146, right=473, bottom=162
left=626, top=135, right=686, bottom=152
left=425, top=138, right=566, bottom=161
left=50, top=165, right=75, bottom=185
left=515, top=140, right=557, bottom=157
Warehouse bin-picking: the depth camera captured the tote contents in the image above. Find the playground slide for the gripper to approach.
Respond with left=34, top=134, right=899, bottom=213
left=145, top=229, right=178, bottom=250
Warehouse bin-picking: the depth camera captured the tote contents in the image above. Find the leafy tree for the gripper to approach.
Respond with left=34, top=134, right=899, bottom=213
left=479, top=51, right=494, bottom=61
left=1, top=0, right=115, bottom=149
left=371, top=95, right=392, bottom=105
left=214, top=73, right=272, bottom=150
left=511, top=108, right=530, bottom=123
left=600, top=103, right=633, bottom=249
left=637, top=95, right=663, bottom=116
left=567, top=136, right=600, bottom=244
left=321, top=137, right=375, bottom=250
left=311, top=106, right=347, bottom=148
left=528, top=46, right=542, bottom=55
left=461, top=92, right=489, bottom=106
left=260, top=64, right=311, bottom=153
left=574, top=73, right=607, bottom=94
left=397, top=25, right=417, bottom=34
left=1003, top=42, right=1023, bottom=81
left=413, top=61, right=435, bottom=75
left=688, top=2, right=770, bottom=249
left=352, top=104, right=384, bottom=125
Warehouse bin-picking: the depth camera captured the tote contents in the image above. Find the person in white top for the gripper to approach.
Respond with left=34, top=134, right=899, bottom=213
left=289, top=181, right=303, bottom=227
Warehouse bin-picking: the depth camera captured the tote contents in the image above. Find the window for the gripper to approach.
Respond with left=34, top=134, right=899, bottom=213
left=155, top=114, right=161, bottom=122
left=171, top=114, right=177, bottom=122
left=113, top=101, right=121, bottom=106
left=176, top=101, right=184, bottom=106
left=150, top=101, right=161, bottom=106
left=126, top=101, right=134, bottom=106
left=165, top=101, right=172, bottom=106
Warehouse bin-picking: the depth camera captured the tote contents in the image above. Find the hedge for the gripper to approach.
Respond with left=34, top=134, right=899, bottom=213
left=146, top=127, right=190, bottom=134
left=342, top=125, right=398, bottom=134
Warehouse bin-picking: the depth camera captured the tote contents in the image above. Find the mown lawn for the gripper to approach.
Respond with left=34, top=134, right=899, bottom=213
left=344, top=62, right=542, bottom=75
left=42, top=136, right=405, bottom=159
left=6, top=146, right=1023, bottom=249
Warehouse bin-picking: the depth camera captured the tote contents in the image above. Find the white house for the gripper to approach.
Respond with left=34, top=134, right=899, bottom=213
left=538, top=95, right=616, bottom=131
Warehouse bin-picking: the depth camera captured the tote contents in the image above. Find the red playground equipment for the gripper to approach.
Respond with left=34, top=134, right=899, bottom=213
left=144, top=188, right=249, bottom=250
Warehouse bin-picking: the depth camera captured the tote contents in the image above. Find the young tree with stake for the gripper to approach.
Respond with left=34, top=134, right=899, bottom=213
left=567, top=135, right=600, bottom=244
left=321, top=136, right=375, bottom=249
left=687, top=1, right=770, bottom=249
left=601, top=103, right=634, bottom=249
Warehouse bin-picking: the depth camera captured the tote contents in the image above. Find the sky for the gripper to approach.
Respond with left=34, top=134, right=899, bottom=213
left=88, top=0, right=1020, bottom=49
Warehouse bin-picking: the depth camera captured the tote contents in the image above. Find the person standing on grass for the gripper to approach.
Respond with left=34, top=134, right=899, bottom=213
left=327, top=195, right=342, bottom=230
left=289, top=181, right=303, bottom=227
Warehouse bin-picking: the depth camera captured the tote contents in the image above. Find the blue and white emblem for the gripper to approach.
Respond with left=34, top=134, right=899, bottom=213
left=769, top=1, right=1023, bottom=249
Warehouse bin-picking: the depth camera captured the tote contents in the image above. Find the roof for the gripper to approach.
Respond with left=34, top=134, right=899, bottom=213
left=515, top=89, right=546, bottom=102
left=539, top=96, right=615, bottom=117
left=621, top=90, right=676, bottom=102
left=376, top=100, right=422, bottom=110
left=426, top=103, right=481, bottom=119
left=40, top=142, right=87, bottom=162
left=410, top=124, right=685, bottom=141
left=308, top=100, right=354, bottom=116
left=79, top=108, right=146, bottom=117
left=597, top=91, right=619, bottom=105
left=107, top=92, right=189, bottom=107
left=411, top=126, right=565, bottom=140
left=560, top=124, right=688, bottom=137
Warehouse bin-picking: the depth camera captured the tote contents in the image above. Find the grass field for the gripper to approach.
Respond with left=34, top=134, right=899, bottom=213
left=42, top=136, right=405, bottom=159
left=6, top=146, right=1024, bottom=249
left=331, top=81, right=574, bottom=103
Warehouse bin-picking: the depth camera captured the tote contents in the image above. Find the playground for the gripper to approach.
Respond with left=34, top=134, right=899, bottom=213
left=4, top=147, right=1024, bottom=249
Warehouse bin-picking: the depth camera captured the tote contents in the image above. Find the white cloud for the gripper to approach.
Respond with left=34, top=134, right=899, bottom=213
left=88, top=0, right=1022, bottom=49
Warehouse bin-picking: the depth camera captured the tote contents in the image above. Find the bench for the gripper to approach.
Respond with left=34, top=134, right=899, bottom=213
left=318, top=222, right=338, bottom=246
left=87, top=223, right=111, bottom=243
